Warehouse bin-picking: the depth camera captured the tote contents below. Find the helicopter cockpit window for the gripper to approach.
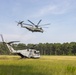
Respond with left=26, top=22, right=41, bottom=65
left=34, top=51, right=36, bottom=53
left=27, top=49, right=29, bottom=51
left=34, top=51, right=40, bottom=54
left=40, top=28, right=42, bottom=29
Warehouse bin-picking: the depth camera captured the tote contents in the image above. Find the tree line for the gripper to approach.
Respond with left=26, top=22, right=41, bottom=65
left=0, top=42, right=76, bottom=55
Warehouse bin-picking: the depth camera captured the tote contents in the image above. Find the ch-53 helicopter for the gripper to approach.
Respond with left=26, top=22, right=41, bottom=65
left=0, top=34, right=40, bottom=58
left=16, top=20, right=50, bottom=33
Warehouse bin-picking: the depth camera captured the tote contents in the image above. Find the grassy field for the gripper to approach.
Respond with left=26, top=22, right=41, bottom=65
left=0, top=55, right=76, bottom=75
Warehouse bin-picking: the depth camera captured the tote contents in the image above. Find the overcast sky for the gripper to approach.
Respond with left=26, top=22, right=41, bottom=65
left=0, top=0, right=76, bottom=44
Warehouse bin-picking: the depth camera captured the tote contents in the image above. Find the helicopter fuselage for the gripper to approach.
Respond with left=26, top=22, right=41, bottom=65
left=21, top=25, right=44, bottom=33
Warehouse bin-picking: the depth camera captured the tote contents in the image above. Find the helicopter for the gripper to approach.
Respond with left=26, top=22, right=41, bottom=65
left=16, top=20, right=50, bottom=33
left=0, top=34, right=40, bottom=58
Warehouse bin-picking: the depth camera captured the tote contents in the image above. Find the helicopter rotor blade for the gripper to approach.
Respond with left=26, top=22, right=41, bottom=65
left=0, top=34, right=4, bottom=43
left=40, top=23, right=51, bottom=26
left=7, top=41, right=20, bottom=44
left=23, top=23, right=33, bottom=26
left=28, top=20, right=35, bottom=25
left=15, top=21, right=19, bottom=26
left=0, top=34, right=6, bottom=46
left=42, top=27, right=49, bottom=28
left=37, top=19, right=42, bottom=25
left=15, top=20, right=20, bottom=26
left=15, top=21, right=18, bottom=23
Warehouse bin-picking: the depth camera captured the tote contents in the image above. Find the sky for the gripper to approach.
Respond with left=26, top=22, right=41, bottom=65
left=0, top=0, right=76, bottom=44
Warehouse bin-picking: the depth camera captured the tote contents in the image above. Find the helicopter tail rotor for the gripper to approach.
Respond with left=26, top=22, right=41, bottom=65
left=16, top=21, right=24, bottom=26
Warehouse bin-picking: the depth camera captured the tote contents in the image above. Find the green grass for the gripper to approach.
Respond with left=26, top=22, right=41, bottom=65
left=0, top=55, right=76, bottom=75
